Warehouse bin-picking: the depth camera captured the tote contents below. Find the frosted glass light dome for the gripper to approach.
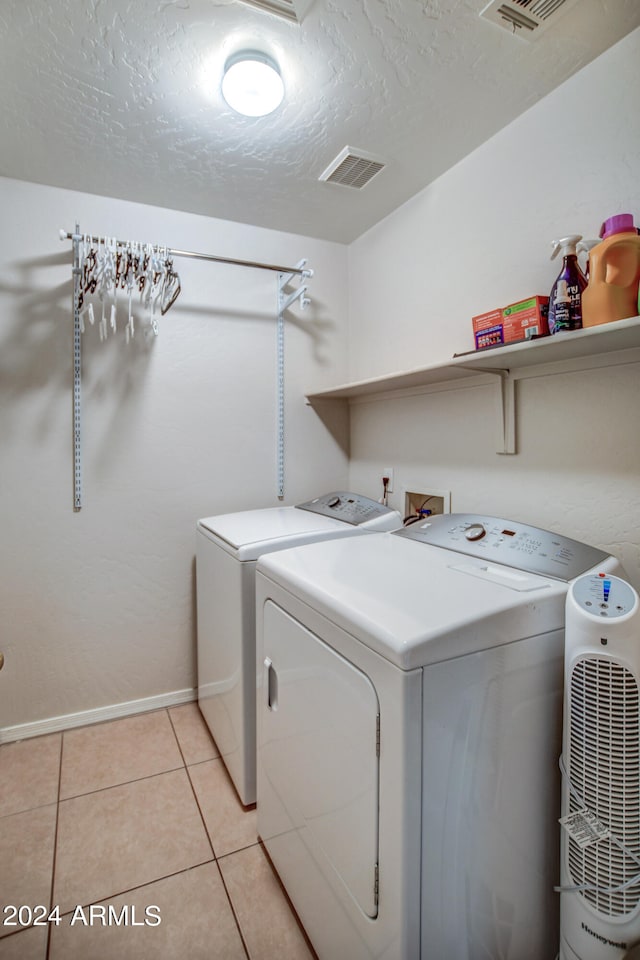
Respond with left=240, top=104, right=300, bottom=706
left=222, top=52, right=284, bottom=117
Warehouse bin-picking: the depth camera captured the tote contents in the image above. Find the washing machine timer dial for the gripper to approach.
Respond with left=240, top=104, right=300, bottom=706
left=464, top=523, right=486, bottom=542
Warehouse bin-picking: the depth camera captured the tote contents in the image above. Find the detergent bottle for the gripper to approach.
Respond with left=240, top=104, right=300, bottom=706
left=548, top=235, right=587, bottom=334
left=582, top=213, right=640, bottom=327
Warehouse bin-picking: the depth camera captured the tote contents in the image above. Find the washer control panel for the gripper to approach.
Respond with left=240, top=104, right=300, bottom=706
left=571, top=574, right=638, bottom=619
left=296, top=491, right=393, bottom=526
left=395, top=513, right=609, bottom=581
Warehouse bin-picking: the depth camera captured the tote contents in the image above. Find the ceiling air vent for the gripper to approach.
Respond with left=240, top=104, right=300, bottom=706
left=236, top=0, right=311, bottom=23
left=319, top=147, right=386, bottom=190
left=479, top=0, right=581, bottom=40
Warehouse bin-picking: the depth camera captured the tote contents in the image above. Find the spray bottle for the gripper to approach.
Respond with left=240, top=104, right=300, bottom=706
left=576, top=239, right=600, bottom=281
left=548, top=235, right=587, bottom=334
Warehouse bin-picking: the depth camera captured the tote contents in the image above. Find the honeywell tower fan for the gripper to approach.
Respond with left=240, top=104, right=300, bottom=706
left=560, top=573, right=640, bottom=960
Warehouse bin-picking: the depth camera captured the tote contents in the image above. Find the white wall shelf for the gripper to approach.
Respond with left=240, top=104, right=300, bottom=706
left=305, top=315, right=640, bottom=455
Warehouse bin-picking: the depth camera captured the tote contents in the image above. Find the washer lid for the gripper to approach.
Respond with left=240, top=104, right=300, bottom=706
left=257, top=533, right=618, bottom=670
left=198, top=506, right=369, bottom=561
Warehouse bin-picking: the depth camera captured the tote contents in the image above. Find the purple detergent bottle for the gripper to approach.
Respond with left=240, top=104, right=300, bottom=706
left=548, top=235, right=587, bottom=334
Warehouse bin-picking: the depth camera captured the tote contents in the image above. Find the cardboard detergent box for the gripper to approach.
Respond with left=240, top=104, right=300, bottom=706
left=472, top=308, right=504, bottom=350
left=473, top=296, right=549, bottom=350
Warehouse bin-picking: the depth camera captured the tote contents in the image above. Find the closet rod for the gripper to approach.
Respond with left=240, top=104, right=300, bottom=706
left=60, top=230, right=307, bottom=276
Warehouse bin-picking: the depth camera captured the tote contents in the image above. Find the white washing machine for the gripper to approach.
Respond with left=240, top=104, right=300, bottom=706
left=196, top=492, right=400, bottom=805
left=255, top=513, right=622, bottom=959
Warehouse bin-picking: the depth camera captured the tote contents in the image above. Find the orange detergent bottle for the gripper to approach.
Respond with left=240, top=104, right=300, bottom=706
left=582, top=213, right=640, bottom=327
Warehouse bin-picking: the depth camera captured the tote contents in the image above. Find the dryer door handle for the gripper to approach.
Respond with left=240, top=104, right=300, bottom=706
left=264, top=657, right=278, bottom=711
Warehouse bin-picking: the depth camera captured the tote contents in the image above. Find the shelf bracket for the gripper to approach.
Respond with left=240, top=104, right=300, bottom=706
left=460, top=365, right=516, bottom=455
left=495, top=370, right=516, bottom=455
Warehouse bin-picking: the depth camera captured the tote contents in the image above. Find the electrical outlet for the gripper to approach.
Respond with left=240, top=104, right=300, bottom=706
left=404, top=488, right=450, bottom=519
left=382, top=467, right=394, bottom=493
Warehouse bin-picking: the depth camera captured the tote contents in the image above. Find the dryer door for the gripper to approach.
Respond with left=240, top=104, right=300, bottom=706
left=259, top=600, right=380, bottom=919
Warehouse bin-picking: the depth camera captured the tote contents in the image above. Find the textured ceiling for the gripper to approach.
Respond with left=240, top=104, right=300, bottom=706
left=1, top=0, right=639, bottom=242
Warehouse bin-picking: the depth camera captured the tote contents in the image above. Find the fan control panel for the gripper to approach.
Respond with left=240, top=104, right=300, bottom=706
left=571, top=574, right=639, bottom=619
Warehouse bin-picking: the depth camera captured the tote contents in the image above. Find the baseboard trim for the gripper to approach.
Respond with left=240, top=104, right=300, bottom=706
left=0, top=688, right=197, bottom=744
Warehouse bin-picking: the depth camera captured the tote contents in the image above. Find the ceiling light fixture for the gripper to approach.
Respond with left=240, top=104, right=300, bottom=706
left=222, top=51, right=284, bottom=117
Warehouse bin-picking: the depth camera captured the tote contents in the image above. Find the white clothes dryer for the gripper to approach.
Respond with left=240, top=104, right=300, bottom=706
left=255, top=513, right=622, bottom=959
left=196, top=492, right=400, bottom=805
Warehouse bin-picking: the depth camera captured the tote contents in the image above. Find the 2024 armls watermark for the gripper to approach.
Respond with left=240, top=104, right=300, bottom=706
left=3, top=904, right=161, bottom=928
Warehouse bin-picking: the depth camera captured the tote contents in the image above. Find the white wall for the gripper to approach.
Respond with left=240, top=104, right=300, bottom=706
left=0, top=178, right=349, bottom=736
left=347, top=27, right=640, bottom=587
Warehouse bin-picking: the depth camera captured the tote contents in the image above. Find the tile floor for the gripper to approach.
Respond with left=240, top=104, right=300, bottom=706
left=0, top=704, right=316, bottom=960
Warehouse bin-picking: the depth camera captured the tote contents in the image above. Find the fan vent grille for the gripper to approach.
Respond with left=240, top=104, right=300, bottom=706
left=236, top=0, right=299, bottom=22
left=319, top=149, right=385, bottom=189
left=567, top=656, right=640, bottom=917
left=512, top=0, right=570, bottom=19
left=479, top=0, right=580, bottom=38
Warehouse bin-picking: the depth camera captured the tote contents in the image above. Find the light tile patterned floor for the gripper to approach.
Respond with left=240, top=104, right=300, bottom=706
left=0, top=704, right=316, bottom=960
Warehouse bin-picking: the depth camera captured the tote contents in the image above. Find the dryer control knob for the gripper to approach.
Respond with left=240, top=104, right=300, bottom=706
left=327, top=496, right=341, bottom=508
left=465, top=523, right=486, bottom=541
